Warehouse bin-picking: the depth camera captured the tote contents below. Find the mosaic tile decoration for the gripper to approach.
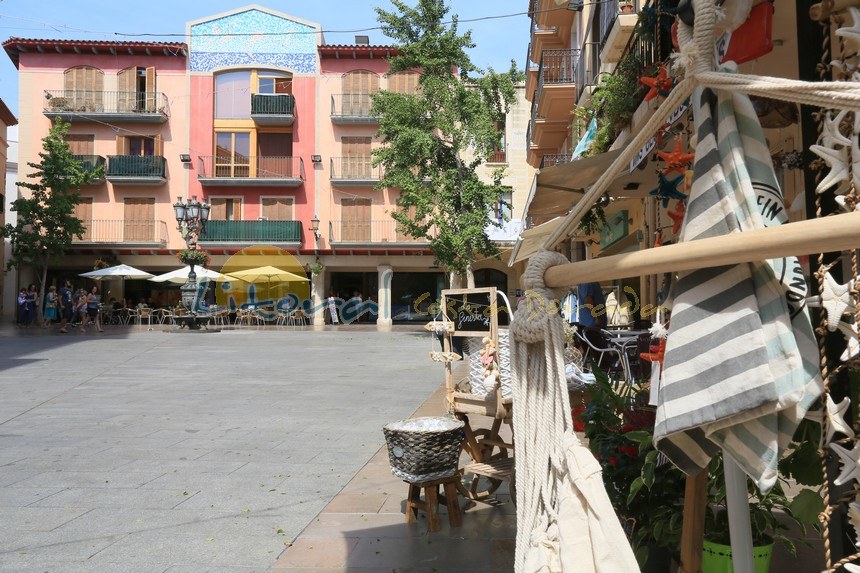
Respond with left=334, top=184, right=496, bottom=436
left=190, top=8, right=318, bottom=73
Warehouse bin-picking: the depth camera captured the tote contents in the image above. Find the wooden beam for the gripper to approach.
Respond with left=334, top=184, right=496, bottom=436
left=73, top=46, right=81, bottom=54
left=678, top=471, right=708, bottom=573
left=15, top=44, right=28, bottom=52
left=109, top=46, right=116, bottom=55
left=127, top=47, right=134, bottom=55
left=35, top=45, right=44, bottom=53
left=91, top=47, right=98, bottom=54
left=162, top=47, right=168, bottom=56
left=145, top=48, right=152, bottom=56
left=544, top=212, right=860, bottom=288
left=54, top=45, right=62, bottom=53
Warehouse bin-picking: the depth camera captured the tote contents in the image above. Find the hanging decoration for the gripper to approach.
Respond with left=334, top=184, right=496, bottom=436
left=640, top=65, right=675, bottom=102
left=667, top=200, right=686, bottom=234
left=806, top=270, right=856, bottom=331
left=829, top=441, right=860, bottom=486
left=648, top=172, right=687, bottom=207
left=656, top=138, right=696, bottom=175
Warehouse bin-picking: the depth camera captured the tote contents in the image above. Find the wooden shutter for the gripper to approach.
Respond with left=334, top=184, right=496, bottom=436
left=116, top=135, right=129, bottom=155
left=145, top=66, right=156, bottom=111
left=117, top=67, right=135, bottom=111
left=341, top=197, right=371, bottom=241
left=124, top=198, right=155, bottom=241
left=210, top=198, right=227, bottom=221
left=390, top=71, right=418, bottom=94
left=153, top=134, right=163, bottom=157
left=75, top=198, right=93, bottom=241
left=262, top=197, right=294, bottom=221
left=395, top=205, right=417, bottom=242
left=342, top=137, right=372, bottom=179
left=66, top=135, right=94, bottom=156
left=230, top=199, right=241, bottom=221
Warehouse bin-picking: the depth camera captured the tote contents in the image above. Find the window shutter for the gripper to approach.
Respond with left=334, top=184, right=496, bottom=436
left=116, top=135, right=129, bottom=155
left=153, top=134, right=163, bottom=157
left=145, top=66, right=156, bottom=111
left=210, top=198, right=226, bottom=221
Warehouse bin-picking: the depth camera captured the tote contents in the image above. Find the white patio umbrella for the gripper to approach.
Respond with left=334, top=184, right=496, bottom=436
left=79, top=264, right=154, bottom=281
left=148, top=265, right=230, bottom=284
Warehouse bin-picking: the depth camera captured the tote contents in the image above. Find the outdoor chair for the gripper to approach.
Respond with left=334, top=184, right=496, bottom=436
left=293, top=308, right=311, bottom=326
left=275, top=308, right=291, bottom=326
left=125, top=308, right=138, bottom=326
left=137, top=308, right=153, bottom=331
left=576, top=327, right=630, bottom=381
left=161, top=308, right=175, bottom=326
left=236, top=308, right=253, bottom=326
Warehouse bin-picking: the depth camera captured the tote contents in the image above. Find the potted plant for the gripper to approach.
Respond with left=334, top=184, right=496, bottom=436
left=580, top=369, right=686, bottom=571
left=619, top=0, right=635, bottom=14
left=310, top=259, right=324, bottom=276
left=178, top=248, right=209, bottom=268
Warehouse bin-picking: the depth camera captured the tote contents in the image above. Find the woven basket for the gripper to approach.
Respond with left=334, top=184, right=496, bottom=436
left=383, top=416, right=465, bottom=483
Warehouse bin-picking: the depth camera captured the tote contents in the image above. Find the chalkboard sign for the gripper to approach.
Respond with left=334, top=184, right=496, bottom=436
left=442, top=287, right=510, bottom=336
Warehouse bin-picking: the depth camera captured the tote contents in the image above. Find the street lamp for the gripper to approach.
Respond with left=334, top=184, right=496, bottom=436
left=309, top=214, right=321, bottom=240
left=174, top=195, right=211, bottom=321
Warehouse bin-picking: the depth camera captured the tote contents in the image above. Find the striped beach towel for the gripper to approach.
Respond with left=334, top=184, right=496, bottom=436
left=654, top=66, right=822, bottom=493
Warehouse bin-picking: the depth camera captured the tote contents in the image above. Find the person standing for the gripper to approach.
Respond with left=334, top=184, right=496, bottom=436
left=58, top=281, right=73, bottom=333
left=43, top=286, right=58, bottom=328
left=16, top=288, right=27, bottom=328
left=80, top=286, right=104, bottom=333
left=26, top=284, right=38, bottom=328
left=576, top=281, right=607, bottom=328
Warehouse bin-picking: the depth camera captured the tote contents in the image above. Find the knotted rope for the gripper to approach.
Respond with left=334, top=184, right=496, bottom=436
left=511, top=249, right=574, bottom=571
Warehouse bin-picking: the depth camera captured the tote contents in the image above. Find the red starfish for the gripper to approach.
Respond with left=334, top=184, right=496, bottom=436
left=656, top=138, right=696, bottom=175
left=640, top=339, right=666, bottom=368
left=668, top=200, right=686, bottom=234
left=654, top=230, right=663, bottom=248
left=640, top=66, right=674, bottom=102
left=655, top=122, right=672, bottom=147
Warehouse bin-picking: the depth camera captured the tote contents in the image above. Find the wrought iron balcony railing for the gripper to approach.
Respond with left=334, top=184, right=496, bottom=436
left=329, top=157, right=383, bottom=183
left=197, top=156, right=304, bottom=186
left=487, top=150, right=507, bottom=164
left=330, top=94, right=379, bottom=123
left=540, top=154, right=572, bottom=168
left=329, top=220, right=434, bottom=245
left=106, top=155, right=166, bottom=183
left=71, top=155, right=105, bottom=182
left=44, top=90, right=169, bottom=121
left=199, top=220, right=303, bottom=243
left=251, top=94, right=295, bottom=125
left=73, top=219, right=168, bottom=246
left=536, top=48, right=580, bottom=111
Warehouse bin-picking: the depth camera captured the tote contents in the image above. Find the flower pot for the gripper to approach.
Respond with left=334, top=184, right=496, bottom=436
left=702, top=540, right=773, bottom=573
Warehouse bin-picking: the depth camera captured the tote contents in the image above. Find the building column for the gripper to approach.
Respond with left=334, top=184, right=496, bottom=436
left=377, top=265, right=393, bottom=328
left=312, top=268, right=326, bottom=326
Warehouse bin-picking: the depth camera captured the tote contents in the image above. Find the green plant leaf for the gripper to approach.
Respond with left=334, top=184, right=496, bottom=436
left=789, top=489, right=824, bottom=525
left=628, top=476, right=645, bottom=505
left=624, top=430, right=653, bottom=449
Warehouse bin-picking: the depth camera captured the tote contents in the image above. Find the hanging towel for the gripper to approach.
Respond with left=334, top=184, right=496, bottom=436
left=654, top=65, right=822, bottom=493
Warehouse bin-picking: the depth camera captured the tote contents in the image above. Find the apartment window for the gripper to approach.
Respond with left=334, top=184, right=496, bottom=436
left=63, top=66, right=104, bottom=110
left=490, top=119, right=507, bottom=163
left=389, top=71, right=419, bottom=94
left=210, top=198, right=241, bottom=221
left=116, top=135, right=162, bottom=156
left=341, top=197, right=372, bottom=241
left=257, top=133, right=293, bottom=177
left=117, top=66, right=157, bottom=112
left=493, top=189, right=513, bottom=222
left=65, top=134, right=95, bottom=156
left=342, top=70, right=379, bottom=115
left=124, top=198, right=155, bottom=241
left=215, top=70, right=252, bottom=119
left=75, top=197, right=93, bottom=241
left=215, top=132, right=251, bottom=177
left=258, top=72, right=292, bottom=94
left=261, top=197, right=294, bottom=221
left=341, top=136, right=372, bottom=179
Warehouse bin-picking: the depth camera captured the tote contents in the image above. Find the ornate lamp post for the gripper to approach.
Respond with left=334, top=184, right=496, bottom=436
left=173, top=196, right=211, bottom=319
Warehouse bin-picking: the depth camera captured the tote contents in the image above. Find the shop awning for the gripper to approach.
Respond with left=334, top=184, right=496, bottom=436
left=508, top=217, right=568, bottom=266
left=525, top=149, right=626, bottom=219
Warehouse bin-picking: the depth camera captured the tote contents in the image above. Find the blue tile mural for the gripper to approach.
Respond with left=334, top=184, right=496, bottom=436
left=190, top=8, right=318, bottom=73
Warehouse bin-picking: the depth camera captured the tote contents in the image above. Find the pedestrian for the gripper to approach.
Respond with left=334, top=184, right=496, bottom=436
left=80, top=286, right=104, bottom=333
left=16, top=288, right=27, bottom=328
left=576, top=281, right=607, bottom=328
left=74, top=289, right=87, bottom=326
left=58, top=280, right=73, bottom=333
left=26, top=284, right=38, bottom=327
left=43, top=285, right=58, bottom=328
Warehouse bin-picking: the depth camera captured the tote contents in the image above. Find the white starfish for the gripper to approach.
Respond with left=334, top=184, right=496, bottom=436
left=836, top=194, right=860, bottom=213
left=836, top=7, right=860, bottom=52
left=845, top=564, right=860, bottom=572
left=811, top=144, right=850, bottom=194
left=823, top=110, right=852, bottom=148
left=806, top=272, right=856, bottom=331
left=852, top=135, right=860, bottom=192
left=825, top=395, right=854, bottom=442
left=849, top=500, right=860, bottom=540
left=830, top=441, right=860, bottom=486
left=839, top=321, right=860, bottom=363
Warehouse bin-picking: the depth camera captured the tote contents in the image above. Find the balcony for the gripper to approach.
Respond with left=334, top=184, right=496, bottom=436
left=599, top=0, right=641, bottom=63
left=533, top=0, right=575, bottom=32
left=197, top=156, right=304, bottom=187
left=72, top=155, right=106, bottom=184
left=330, top=94, right=379, bottom=124
left=525, top=43, right=540, bottom=98
left=199, top=220, right=303, bottom=245
left=106, top=155, right=166, bottom=185
left=329, top=157, right=383, bottom=186
left=251, top=93, right=295, bottom=126
left=329, top=220, right=432, bottom=246
left=43, top=90, right=169, bottom=123
left=536, top=49, right=579, bottom=119
left=487, top=150, right=507, bottom=165
left=73, top=219, right=168, bottom=247
left=540, top=154, right=572, bottom=169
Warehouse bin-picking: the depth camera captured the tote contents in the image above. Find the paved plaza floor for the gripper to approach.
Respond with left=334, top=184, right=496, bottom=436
left=0, top=325, right=444, bottom=572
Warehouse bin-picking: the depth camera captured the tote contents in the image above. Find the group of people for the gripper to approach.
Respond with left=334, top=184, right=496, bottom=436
left=17, top=281, right=104, bottom=333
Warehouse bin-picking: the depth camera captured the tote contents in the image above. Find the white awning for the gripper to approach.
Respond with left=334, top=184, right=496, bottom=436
left=508, top=217, right=568, bottom=266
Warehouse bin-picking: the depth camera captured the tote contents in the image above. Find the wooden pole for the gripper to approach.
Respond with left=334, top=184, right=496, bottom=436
left=678, top=471, right=708, bottom=573
left=543, top=212, right=860, bottom=289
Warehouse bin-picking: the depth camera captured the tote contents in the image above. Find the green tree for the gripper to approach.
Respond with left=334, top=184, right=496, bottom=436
left=3, top=118, right=103, bottom=318
left=372, top=0, right=519, bottom=285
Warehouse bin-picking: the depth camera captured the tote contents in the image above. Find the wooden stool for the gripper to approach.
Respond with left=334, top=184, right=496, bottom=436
left=405, top=476, right=462, bottom=532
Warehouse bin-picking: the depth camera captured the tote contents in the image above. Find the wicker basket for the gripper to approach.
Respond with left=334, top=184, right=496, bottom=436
left=383, top=416, right=465, bottom=483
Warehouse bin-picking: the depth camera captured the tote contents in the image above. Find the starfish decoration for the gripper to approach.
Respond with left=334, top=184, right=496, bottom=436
left=830, top=441, right=860, bottom=486
left=657, top=138, right=696, bottom=175
left=846, top=563, right=860, bottom=573
left=810, top=143, right=850, bottom=194
left=667, top=200, right=686, bottom=234
left=649, top=173, right=687, bottom=208
left=640, top=339, right=666, bottom=368
left=839, top=321, right=860, bottom=363
left=836, top=7, right=860, bottom=51
left=807, top=395, right=855, bottom=444
left=820, top=272, right=855, bottom=331
left=836, top=194, right=860, bottom=213
left=653, top=230, right=663, bottom=248
left=655, top=122, right=672, bottom=147
left=641, top=66, right=674, bottom=102
left=822, top=110, right=852, bottom=148
left=851, top=135, right=860, bottom=192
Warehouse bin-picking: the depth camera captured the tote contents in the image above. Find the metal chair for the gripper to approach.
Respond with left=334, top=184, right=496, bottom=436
left=576, top=327, right=630, bottom=381
left=137, top=308, right=153, bottom=331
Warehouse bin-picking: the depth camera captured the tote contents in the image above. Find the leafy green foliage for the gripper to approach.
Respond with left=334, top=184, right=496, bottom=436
left=4, top=118, right=102, bottom=312
left=372, top=0, right=520, bottom=276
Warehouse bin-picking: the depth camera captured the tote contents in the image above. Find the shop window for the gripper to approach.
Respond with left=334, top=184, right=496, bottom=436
left=215, top=70, right=252, bottom=119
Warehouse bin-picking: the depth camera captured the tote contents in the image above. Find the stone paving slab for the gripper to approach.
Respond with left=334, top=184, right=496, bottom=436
left=0, top=327, right=439, bottom=572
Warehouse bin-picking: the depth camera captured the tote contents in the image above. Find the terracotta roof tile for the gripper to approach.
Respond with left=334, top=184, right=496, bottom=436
left=3, top=37, right=187, bottom=68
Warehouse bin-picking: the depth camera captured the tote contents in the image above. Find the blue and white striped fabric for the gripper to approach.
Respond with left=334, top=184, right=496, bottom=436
left=654, top=66, right=823, bottom=493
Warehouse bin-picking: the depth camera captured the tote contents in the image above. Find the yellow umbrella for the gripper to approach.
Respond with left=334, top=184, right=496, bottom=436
left=226, top=265, right=309, bottom=303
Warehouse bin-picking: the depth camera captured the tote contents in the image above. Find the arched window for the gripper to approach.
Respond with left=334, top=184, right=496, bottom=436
left=63, top=66, right=104, bottom=110
left=215, top=70, right=252, bottom=119
left=342, top=70, right=379, bottom=95
left=388, top=71, right=419, bottom=94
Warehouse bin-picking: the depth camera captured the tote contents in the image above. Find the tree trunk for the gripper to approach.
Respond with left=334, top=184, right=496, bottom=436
left=465, top=263, right=475, bottom=289
left=449, top=271, right=462, bottom=289
left=38, top=257, right=48, bottom=322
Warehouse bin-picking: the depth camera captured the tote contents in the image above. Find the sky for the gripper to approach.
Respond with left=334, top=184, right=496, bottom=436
left=0, top=0, right=531, bottom=117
